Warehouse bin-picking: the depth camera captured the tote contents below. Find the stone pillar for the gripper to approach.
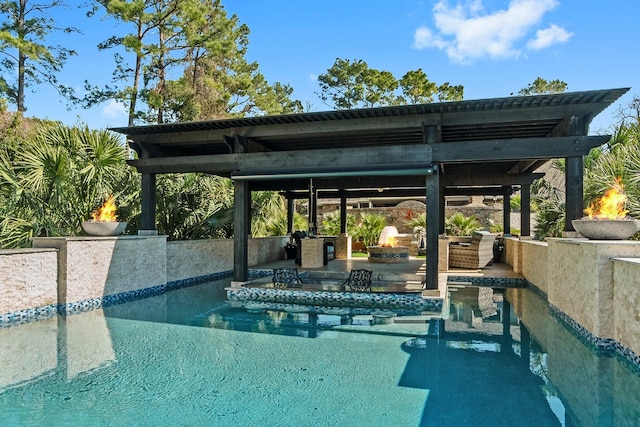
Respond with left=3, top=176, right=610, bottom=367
left=301, top=238, right=324, bottom=268
left=438, top=236, right=449, bottom=272
left=334, top=234, right=352, bottom=260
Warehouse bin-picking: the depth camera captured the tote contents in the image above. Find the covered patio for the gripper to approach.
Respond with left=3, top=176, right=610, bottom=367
left=112, top=88, right=628, bottom=293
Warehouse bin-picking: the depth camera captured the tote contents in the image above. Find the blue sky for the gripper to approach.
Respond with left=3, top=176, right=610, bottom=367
left=19, top=0, right=640, bottom=134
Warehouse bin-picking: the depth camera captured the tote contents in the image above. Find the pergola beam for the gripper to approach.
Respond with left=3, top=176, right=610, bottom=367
left=127, top=136, right=607, bottom=176
left=249, top=173, right=544, bottom=192
left=432, top=135, right=609, bottom=162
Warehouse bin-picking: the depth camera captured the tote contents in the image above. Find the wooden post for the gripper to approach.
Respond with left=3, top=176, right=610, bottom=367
left=425, top=168, right=439, bottom=290
left=503, top=186, right=511, bottom=235
left=439, top=183, right=446, bottom=234
left=340, top=190, right=347, bottom=234
left=286, top=193, right=294, bottom=234
left=520, top=184, right=531, bottom=237
left=140, top=173, right=156, bottom=231
left=233, top=180, right=250, bottom=282
left=565, top=156, right=584, bottom=231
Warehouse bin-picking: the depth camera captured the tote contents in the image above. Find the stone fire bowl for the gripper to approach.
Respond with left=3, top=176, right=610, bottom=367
left=572, top=219, right=640, bottom=240
left=82, top=221, right=128, bottom=236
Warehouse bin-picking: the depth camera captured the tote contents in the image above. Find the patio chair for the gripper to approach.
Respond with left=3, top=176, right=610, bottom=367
left=340, top=269, right=373, bottom=292
left=272, top=268, right=304, bottom=288
left=448, top=231, right=498, bottom=269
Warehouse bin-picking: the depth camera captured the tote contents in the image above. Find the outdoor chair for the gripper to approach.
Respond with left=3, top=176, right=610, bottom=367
left=448, top=231, right=498, bottom=269
left=341, top=269, right=373, bottom=292
left=272, top=268, right=304, bottom=288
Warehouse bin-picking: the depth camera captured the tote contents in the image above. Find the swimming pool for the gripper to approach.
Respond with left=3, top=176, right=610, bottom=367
left=1, top=279, right=639, bottom=426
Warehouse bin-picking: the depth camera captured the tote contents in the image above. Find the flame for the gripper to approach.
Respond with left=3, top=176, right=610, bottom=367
left=585, top=178, right=628, bottom=220
left=382, top=236, right=398, bottom=248
left=90, top=195, right=119, bottom=222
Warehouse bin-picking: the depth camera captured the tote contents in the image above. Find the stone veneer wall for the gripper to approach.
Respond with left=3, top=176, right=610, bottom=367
left=167, top=239, right=232, bottom=282
left=2, top=236, right=289, bottom=321
left=519, top=239, right=548, bottom=295
left=547, top=239, right=640, bottom=340
left=32, top=235, right=167, bottom=306
left=167, top=237, right=289, bottom=282
left=612, top=258, right=640, bottom=357
left=505, top=237, right=640, bottom=358
left=0, top=248, right=58, bottom=315
left=504, top=237, right=520, bottom=273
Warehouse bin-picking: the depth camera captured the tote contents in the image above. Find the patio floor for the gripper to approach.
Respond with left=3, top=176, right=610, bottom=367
left=250, top=257, right=524, bottom=297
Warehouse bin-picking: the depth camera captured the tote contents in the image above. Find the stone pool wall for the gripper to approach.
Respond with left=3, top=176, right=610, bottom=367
left=0, top=248, right=58, bottom=319
left=32, top=235, right=168, bottom=307
left=612, top=257, right=640, bottom=360
left=505, top=237, right=640, bottom=362
left=2, top=236, right=288, bottom=326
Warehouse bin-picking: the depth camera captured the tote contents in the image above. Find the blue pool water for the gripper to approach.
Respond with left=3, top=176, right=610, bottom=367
left=1, top=280, right=639, bottom=426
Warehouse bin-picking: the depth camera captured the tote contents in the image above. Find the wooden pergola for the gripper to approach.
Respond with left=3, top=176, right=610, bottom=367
left=111, top=88, right=628, bottom=289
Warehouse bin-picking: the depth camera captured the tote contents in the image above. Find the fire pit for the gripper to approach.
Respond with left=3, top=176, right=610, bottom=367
left=82, top=195, right=128, bottom=236
left=572, top=219, right=640, bottom=240
left=572, top=178, right=640, bottom=240
left=367, top=226, right=409, bottom=263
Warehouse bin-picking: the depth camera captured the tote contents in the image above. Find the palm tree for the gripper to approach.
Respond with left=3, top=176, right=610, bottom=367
left=320, top=210, right=357, bottom=236
left=445, top=212, right=481, bottom=236
left=250, top=191, right=286, bottom=237
left=355, top=212, right=387, bottom=246
left=0, top=124, right=134, bottom=248
left=155, top=173, right=234, bottom=240
left=406, top=212, right=427, bottom=241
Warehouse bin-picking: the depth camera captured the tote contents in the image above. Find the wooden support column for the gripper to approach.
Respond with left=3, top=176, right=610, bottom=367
left=503, top=187, right=512, bottom=235
left=140, top=173, right=156, bottom=231
left=233, top=179, right=250, bottom=282
left=308, top=179, right=316, bottom=235
left=439, top=184, right=446, bottom=234
left=425, top=168, right=439, bottom=290
left=520, top=184, right=531, bottom=237
left=565, top=156, right=584, bottom=232
left=340, top=190, right=347, bottom=234
left=423, top=121, right=441, bottom=291
left=286, top=194, right=294, bottom=234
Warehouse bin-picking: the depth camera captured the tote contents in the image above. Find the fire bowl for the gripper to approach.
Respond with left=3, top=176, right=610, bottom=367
left=82, top=221, right=128, bottom=236
left=572, top=219, right=640, bottom=240
left=367, top=245, right=409, bottom=263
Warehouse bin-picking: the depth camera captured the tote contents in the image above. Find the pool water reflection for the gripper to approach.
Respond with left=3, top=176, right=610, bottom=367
left=0, top=280, right=638, bottom=426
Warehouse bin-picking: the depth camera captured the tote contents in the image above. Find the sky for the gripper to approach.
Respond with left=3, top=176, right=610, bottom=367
left=16, top=0, right=640, bottom=135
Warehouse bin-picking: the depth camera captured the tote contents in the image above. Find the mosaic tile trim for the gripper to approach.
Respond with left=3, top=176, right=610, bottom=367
left=525, top=281, right=549, bottom=300
left=232, top=301, right=435, bottom=318
left=0, top=304, right=58, bottom=329
left=368, top=252, right=409, bottom=260
left=165, top=270, right=233, bottom=291
left=248, top=269, right=276, bottom=278
left=59, top=284, right=168, bottom=315
left=1, top=271, right=236, bottom=327
left=549, top=303, right=640, bottom=372
left=226, top=287, right=443, bottom=312
left=447, top=275, right=527, bottom=288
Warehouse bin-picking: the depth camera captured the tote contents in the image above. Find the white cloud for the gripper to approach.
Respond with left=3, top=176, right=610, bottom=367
left=102, top=99, right=127, bottom=119
left=527, top=24, right=573, bottom=50
left=413, top=0, right=570, bottom=63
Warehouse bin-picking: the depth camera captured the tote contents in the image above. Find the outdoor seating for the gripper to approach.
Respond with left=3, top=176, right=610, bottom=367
left=448, top=231, right=498, bottom=269
left=272, top=268, right=304, bottom=288
left=340, top=269, right=373, bottom=292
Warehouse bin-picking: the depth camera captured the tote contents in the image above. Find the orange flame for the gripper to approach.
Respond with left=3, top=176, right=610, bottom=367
left=382, top=236, right=398, bottom=248
left=91, top=195, right=119, bottom=222
left=585, top=178, right=628, bottom=220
